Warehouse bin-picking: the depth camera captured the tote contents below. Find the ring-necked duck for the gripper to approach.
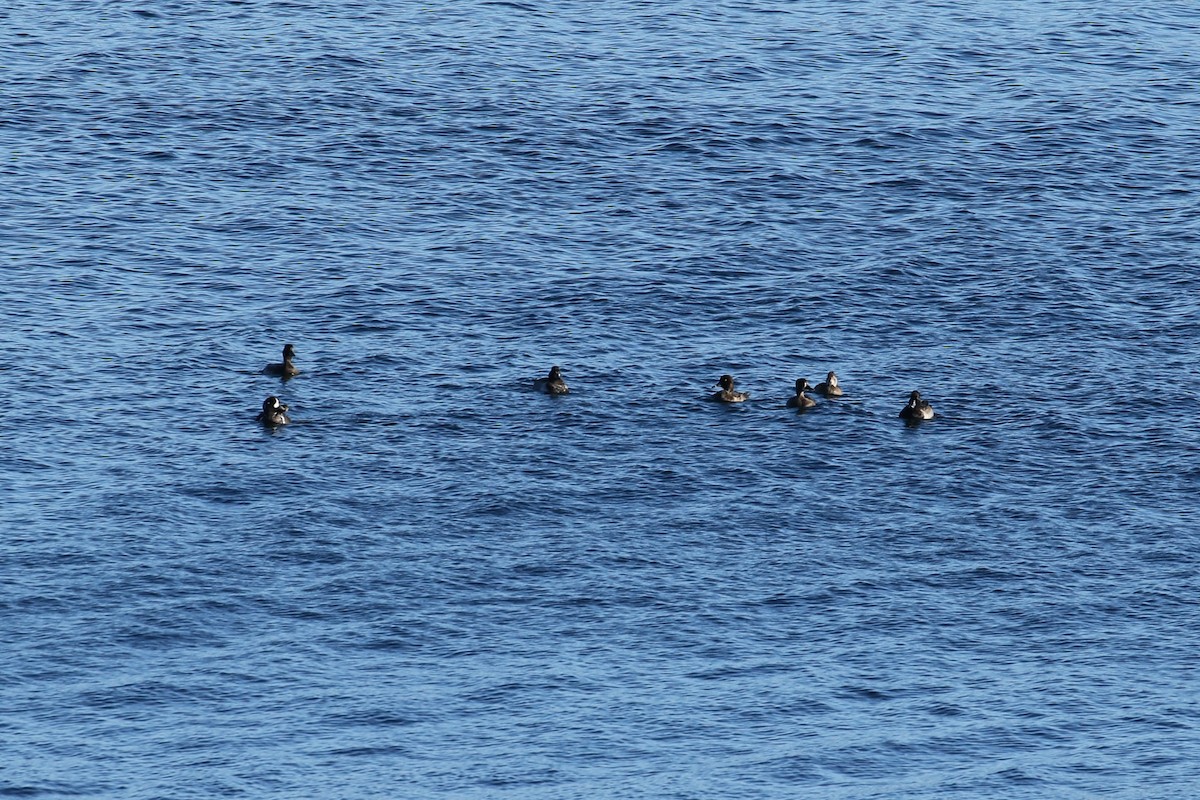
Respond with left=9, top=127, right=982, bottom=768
left=257, top=395, right=290, bottom=426
left=814, top=371, right=843, bottom=397
left=533, top=365, right=569, bottom=395
left=899, top=390, right=934, bottom=421
left=264, top=343, right=299, bottom=378
left=710, top=374, right=749, bottom=403
left=786, top=378, right=817, bottom=409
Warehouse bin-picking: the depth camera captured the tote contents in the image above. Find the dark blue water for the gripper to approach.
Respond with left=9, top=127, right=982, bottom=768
left=3, top=1, right=1199, bottom=797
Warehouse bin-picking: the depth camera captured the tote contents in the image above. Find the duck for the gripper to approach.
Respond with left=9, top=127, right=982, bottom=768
left=257, top=395, right=290, bottom=426
left=786, top=378, right=817, bottom=409
left=533, top=365, right=569, bottom=395
left=264, top=343, right=299, bottom=378
left=710, top=374, right=750, bottom=403
left=814, top=371, right=843, bottom=397
left=899, top=390, right=934, bottom=421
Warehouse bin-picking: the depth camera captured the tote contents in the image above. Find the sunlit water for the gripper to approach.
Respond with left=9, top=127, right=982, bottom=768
left=2, top=1, right=1199, bottom=797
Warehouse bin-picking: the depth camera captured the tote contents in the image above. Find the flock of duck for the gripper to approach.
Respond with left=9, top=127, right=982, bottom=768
left=255, top=344, right=936, bottom=427
left=702, top=371, right=932, bottom=421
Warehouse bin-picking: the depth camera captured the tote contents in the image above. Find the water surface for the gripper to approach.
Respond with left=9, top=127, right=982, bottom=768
left=2, top=1, right=1199, bottom=797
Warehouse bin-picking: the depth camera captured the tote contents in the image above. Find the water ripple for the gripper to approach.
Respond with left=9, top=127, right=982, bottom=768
left=2, top=0, right=1199, bottom=798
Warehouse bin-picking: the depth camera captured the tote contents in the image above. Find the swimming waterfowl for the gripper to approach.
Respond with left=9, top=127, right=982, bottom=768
left=710, top=374, right=749, bottom=403
left=899, top=390, right=934, bottom=421
left=533, top=365, right=569, bottom=395
left=257, top=395, right=290, bottom=426
left=264, top=343, right=299, bottom=378
left=786, top=378, right=817, bottom=409
left=814, top=371, right=843, bottom=397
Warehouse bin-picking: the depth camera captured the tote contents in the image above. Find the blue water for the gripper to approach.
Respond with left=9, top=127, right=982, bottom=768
left=3, top=1, right=1199, bottom=797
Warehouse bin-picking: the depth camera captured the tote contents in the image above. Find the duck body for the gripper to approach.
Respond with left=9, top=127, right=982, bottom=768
left=257, top=395, right=290, bottom=426
left=264, top=343, right=299, bottom=378
left=786, top=378, right=817, bottom=409
left=814, top=371, right=843, bottom=397
left=899, top=390, right=934, bottom=421
left=533, top=365, right=569, bottom=395
left=710, top=374, right=749, bottom=403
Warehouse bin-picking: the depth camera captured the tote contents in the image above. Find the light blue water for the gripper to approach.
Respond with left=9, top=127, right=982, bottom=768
left=2, top=1, right=1199, bottom=797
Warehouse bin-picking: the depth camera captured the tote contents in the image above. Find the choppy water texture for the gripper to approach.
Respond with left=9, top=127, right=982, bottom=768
left=3, top=1, right=1199, bottom=797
